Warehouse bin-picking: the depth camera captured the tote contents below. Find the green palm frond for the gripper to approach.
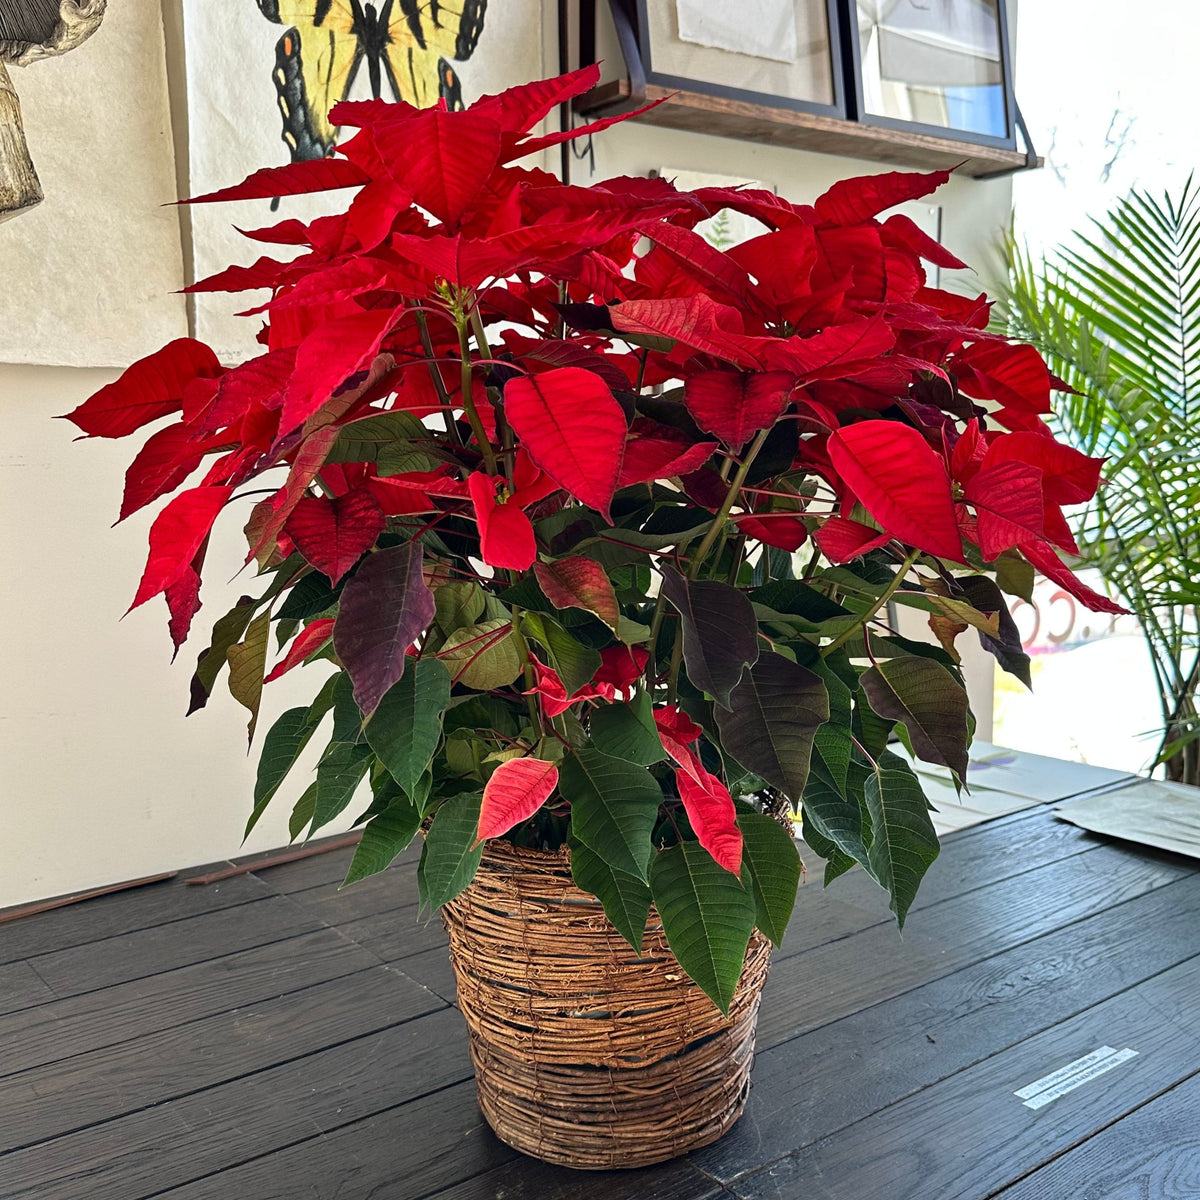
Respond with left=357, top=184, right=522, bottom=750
left=996, top=179, right=1200, bottom=782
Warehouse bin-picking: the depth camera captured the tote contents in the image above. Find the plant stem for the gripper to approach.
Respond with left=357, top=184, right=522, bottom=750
left=726, top=534, right=747, bottom=585
left=413, top=307, right=465, bottom=451
left=509, top=607, right=544, bottom=740
left=666, top=622, right=685, bottom=704
left=456, top=315, right=497, bottom=476
left=469, top=306, right=493, bottom=361
left=646, top=589, right=669, bottom=679
left=820, top=547, right=920, bottom=658
left=687, top=427, right=771, bottom=581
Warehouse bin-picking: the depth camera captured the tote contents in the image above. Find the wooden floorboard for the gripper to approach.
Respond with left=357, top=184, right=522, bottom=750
left=151, top=1081, right=519, bottom=1200
left=1, top=802, right=1196, bottom=1200
left=0, top=929, right=380, bottom=1078
left=281, top=858, right=420, bottom=925
left=1, top=965, right=445, bottom=1153
left=23, top=895, right=325, bottom=999
left=0, top=1009, right=472, bottom=1200
left=729, top=953, right=1200, bottom=1200
left=0, top=872, right=273, bottom=967
left=993, top=1069, right=1200, bottom=1198
left=0, top=960, right=56, bottom=1016
left=757, top=843, right=1187, bottom=1048
left=691, top=871, right=1200, bottom=1184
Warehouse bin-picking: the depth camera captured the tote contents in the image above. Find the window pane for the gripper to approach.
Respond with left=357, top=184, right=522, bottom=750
left=857, top=0, right=1008, bottom=137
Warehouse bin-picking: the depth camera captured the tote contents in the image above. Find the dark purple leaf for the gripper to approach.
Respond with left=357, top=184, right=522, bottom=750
left=332, top=541, right=435, bottom=717
left=715, top=653, right=829, bottom=801
left=860, top=657, right=969, bottom=781
left=659, top=566, right=759, bottom=709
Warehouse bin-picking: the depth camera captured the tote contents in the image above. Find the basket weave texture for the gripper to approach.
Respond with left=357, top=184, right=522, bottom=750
left=441, top=839, right=772, bottom=1170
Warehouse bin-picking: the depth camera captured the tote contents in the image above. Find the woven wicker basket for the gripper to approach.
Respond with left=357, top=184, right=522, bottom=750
left=440, top=839, right=771, bottom=1170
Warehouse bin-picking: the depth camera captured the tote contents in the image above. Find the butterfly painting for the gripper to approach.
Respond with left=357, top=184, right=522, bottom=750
left=256, top=0, right=488, bottom=162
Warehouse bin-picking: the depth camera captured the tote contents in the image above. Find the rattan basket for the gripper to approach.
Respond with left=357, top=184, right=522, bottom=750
left=440, top=839, right=771, bottom=1170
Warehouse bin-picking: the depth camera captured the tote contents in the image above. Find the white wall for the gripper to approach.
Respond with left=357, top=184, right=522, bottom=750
left=0, top=365, right=346, bottom=909
left=0, top=3, right=1008, bottom=908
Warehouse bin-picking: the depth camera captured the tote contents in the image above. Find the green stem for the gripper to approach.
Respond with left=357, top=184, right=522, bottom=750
left=414, top=307, right=465, bottom=452
left=509, top=608, right=544, bottom=739
left=820, top=547, right=920, bottom=658
left=647, top=589, right=669, bottom=680
left=456, top=315, right=497, bottom=476
left=469, top=306, right=493, bottom=361
left=666, top=621, right=685, bottom=704
left=726, top=533, right=748, bottom=584
left=687, top=427, right=772, bottom=581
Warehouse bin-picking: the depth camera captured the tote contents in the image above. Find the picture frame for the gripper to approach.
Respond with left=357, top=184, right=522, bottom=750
left=624, top=0, right=850, bottom=120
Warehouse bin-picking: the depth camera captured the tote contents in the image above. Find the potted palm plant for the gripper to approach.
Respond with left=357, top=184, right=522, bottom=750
left=66, top=66, right=1117, bottom=1169
left=999, top=179, right=1199, bottom=782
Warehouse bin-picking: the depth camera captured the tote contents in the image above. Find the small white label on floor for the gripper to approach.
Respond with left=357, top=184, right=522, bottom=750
left=1015, top=1046, right=1139, bottom=1110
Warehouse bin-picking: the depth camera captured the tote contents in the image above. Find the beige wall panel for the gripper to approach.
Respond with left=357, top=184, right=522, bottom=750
left=0, top=365, right=352, bottom=910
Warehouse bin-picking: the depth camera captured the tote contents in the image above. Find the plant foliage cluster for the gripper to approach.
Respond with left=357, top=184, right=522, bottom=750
left=68, top=67, right=1116, bottom=1011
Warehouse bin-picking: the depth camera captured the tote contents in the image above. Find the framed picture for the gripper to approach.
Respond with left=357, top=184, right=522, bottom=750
left=626, top=0, right=849, bottom=119
left=847, top=0, right=1018, bottom=149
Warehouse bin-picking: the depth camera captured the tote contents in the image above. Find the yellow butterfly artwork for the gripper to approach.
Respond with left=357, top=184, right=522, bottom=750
left=256, top=0, right=488, bottom=162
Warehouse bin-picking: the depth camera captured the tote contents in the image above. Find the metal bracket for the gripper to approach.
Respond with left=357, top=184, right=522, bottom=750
left=577, top=0, right=647, bottom=116
left=975, top=101, right=1040, bottom=180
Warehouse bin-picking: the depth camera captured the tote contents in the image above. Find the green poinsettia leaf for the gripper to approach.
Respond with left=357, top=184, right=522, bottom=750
left=343, top=795, right=423, bottom=886
left=434, top=580, right=486, bottom=635
left=650, top=841, right=756, bottom=1016
left=588, top=690, right=666, bottom=766
left=799, top=814, right=858, bottom=887
left=860, top=657, right=969, bottom=781
left=289, top=780, right=318, bottom=842
left=715, top=653, right=829, bottom=803
left=659, top=566, right=759, bottom=708
left=801, top=750, right=869, bottom=868
left=562, top=746, right=660, bottom=883
left=438, top=619, right=523, bottom=691
left=854, top=682, right=896, bottom=761
left=326, top=411, right=429, bottom=465
left=277, top=572, right=342, bottom=622
left=569, top=835, right=652, bottom=953
left=189, top=596, right=257, bottom=714
left=312, top=740, right=372, bottom=834
left=226, top=610, right=271, bottom=744
left=418, top=792, right=485, bottom=910
left=246, top=705, right=320, bottom=838
left=519, top=610, right=602, bottom=696
left=862, top=752, right=940, bottom=928
left=736, top=810, right=802, bottom=946
left=365, top=657, right=452, bottom=799
left=811, top=724, right=853, bottom=797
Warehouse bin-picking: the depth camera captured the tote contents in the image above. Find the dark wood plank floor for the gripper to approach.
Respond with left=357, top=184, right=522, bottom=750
left=2, top=796, right=1198, bottom=1200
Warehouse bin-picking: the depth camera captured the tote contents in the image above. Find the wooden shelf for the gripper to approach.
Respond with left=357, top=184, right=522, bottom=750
left=578, top=81, right=1036, bottom=178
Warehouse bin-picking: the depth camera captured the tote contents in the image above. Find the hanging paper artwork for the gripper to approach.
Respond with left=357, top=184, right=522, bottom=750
left=0, top=0, right=187, bottom=366
left=255, top=1, right=488, bottom=166
left=182, top=0, right=546, bottom=362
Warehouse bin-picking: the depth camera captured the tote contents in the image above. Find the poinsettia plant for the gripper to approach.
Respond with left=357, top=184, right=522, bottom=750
left=66, top=66, right=1119, bottom=1013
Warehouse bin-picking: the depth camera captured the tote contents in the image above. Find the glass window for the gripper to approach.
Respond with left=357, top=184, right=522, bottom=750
left=856, top=0, right=1008, bottom=137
